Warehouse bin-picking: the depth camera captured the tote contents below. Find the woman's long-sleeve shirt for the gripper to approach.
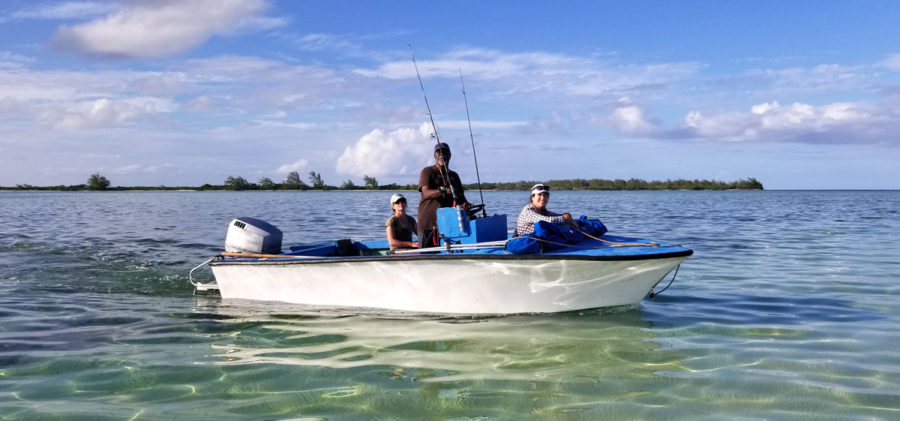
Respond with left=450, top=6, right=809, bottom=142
left=514, top=203, right=567, bottom=236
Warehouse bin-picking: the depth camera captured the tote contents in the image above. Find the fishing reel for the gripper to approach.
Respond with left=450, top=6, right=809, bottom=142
left=466, top=204, right=485, bottom=219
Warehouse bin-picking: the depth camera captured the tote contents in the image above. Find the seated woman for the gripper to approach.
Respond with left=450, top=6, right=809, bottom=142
left=514, top=183, right=577, bottom=236
left=385, top=193, right=419, bottom=251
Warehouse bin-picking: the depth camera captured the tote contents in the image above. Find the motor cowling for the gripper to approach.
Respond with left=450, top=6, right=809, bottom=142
left=224, top=217, right=283, bottom=254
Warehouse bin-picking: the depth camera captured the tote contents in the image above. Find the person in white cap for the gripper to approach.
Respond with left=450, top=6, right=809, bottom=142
left=385, top=193, right=419, bottom=251
left=513, top=183, right=576, bottom=236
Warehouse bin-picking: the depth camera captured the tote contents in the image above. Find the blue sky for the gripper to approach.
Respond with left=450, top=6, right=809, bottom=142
left=1, top=0, right=899, bottom=189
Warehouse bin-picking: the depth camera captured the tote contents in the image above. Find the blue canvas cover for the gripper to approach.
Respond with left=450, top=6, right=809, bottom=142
left=576, top=215, right=608, bottom=237
left=504, top=235, right=541, bottom=254
left=505, top=216, right=608, bottom=255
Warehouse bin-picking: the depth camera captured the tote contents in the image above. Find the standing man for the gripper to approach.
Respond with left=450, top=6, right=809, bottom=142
left=418, top=142, right=472, bottom=248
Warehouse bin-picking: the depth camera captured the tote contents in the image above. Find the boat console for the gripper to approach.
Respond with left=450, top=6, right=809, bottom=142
left=436, top=207, right=507, bottom=245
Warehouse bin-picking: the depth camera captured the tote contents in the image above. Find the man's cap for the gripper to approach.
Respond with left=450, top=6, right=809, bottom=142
left=433, top=142, right=450, bottom=152
left=531, top=183, right=550, bottom=195
left=390, top=193, right=407, bottom=205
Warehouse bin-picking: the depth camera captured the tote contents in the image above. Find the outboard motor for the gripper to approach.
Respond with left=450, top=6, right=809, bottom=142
left=224, top=217, right=283, bottom=254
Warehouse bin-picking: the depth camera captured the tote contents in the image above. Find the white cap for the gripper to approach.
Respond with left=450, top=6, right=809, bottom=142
left=390, top=193, right=406, bottom=205
left=531, top=183, right=549, bottom=195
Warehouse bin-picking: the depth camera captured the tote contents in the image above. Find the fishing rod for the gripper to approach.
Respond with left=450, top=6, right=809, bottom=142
left=459, top=69, right=486, bottom=218
left=408, top=45, right=461, bottom=207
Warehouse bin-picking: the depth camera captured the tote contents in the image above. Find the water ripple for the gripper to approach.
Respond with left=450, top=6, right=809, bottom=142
left=1, top=190, right=899, bottom=419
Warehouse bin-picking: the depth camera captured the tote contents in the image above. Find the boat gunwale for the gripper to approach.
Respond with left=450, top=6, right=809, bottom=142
left=209, top=248, right=693, bottom=266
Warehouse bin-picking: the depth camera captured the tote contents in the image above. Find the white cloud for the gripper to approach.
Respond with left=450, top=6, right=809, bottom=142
left=293, top=33, right=359, bottom=52
left=683, top=110, right=758, bottom=142
left=359, top=48, right=703, bottom=102
left=437, top=119, right=527, bottom=130
left=367, top=48, right=592, bottom=80
left=600, top=97, right=660, bottom=135
left=609, top=105, right=654, bottom=134
left=252, top=119, right=315, bottom=130
left=49, top=0, right=271, bottom=59
left=231, top=15, right=287, bottom=33
left=7, top=1, right=115, bottom=21
left=109, top=163, right=168, bottom=175
left=0, top=52, right=35, bottom=69
left=598, top=97, right=894, bottom=145
left=752, top=64, right=866, bottom=94
left=0, top=55, right=345, bottom=132
left=879, top=53, right=900, bottom=71
left=181, top=95, right=213, bottom=111
left=0, top=67, right=189, bottom=131
left=277, top=159, right=310, bottom=174
left=186, top=55, right=284, bottom=80
left=518, top=112, right=568, bottom=135
left=336, top=123, right=432, bottom=178
left=40, top=97, right=175, bottom=130
left=681, top=101, right=885, bottom=143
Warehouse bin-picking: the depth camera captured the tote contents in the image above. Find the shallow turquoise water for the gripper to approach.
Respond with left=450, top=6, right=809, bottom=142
left=1, top=190, right=898, bottom=419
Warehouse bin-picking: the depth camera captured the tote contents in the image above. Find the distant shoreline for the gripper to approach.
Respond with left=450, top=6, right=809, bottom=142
left=6, top=188, right=899, bottom=192
left=1, top=177, right=764, bottom=191
left=0, top=188, right=770, bottom=192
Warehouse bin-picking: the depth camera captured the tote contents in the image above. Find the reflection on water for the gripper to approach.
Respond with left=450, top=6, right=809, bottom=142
left=193, top=297, right=684, bottom=385
left=172, top=297, right=693, bottom=418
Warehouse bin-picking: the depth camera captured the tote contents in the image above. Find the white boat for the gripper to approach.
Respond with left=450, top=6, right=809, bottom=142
left=190, top=210, right=692, bottom=315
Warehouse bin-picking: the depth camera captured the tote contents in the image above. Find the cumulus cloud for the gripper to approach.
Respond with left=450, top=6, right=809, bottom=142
left=49, top=0, right=271, bottom=59
left=609, top=105, right=656, bottom=134
left=598, top=97, right=895, bottom=145
left=683, top=110, right=754, bottom=141
left=597, top=98, right=660, bottom=135
left=681, top=101, right=887, bottom=144
left=0, top=66, right=190, bottom=131
left=336, top=123, right=432, bottom=178
left=752, top=101, right=871, bottom=130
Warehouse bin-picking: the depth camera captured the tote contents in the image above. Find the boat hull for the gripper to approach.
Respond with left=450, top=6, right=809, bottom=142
left=209, top=253, right=689, bottom=314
